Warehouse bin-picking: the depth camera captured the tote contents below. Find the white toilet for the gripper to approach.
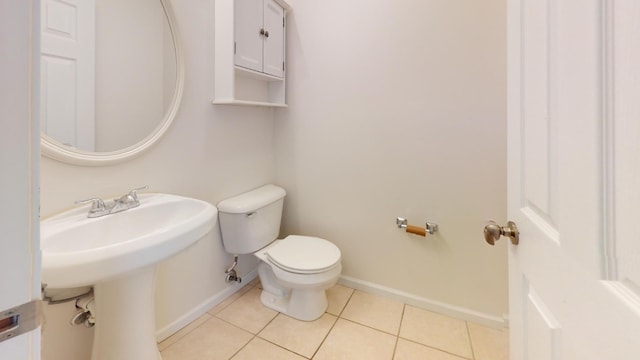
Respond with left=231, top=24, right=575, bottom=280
left=217, top=184, right=342, bottom=321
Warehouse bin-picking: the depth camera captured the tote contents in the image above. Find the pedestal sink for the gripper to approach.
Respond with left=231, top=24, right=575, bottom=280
left=41, top=193, right=217, bottom=360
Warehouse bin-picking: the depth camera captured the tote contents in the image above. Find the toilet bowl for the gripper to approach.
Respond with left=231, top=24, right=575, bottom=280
left=254, top=235, right=341, bottom=320
left=217, top=185, right=342, bottom=321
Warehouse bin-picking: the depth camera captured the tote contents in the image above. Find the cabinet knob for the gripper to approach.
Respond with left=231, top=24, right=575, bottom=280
left=260, top=28, right=265, bottom=36
left=264, top=30, right=269, bottom=38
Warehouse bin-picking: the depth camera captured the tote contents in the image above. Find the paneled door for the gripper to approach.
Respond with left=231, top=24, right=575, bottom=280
left=40, top=0, right=95, bottom=151
left=234, top=0, right=263, bottom=73
left=262, top=0, right=284, bottom=78
left=507, top=0, right=640, bottom=359
left=0, top=0, right=41, bottom=359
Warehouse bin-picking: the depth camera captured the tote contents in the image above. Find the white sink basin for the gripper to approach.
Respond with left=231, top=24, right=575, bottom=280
left=42, top=193, right=217, bottom=289
left=41, top=193, right=217, bottom=360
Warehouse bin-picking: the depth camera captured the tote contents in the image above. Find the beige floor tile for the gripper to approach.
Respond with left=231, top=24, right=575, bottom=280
left=394, top=338, right=468, bottom=360
left=399, top=306, right=472, bottom=359
left=258, top=313, right=337, bottom=358
left=232, top=337, right=306, bottom=360
left=160, top=317, right=253, bottom=360
left=215, top=287, right=278, bottom=334
left=248, top=277, right=261, bottom=287
left=340, top=290, right=404, bottom=335
left=314, top=319, right=397, bottom=360
left=468, top=322, right=509, bottom=360
left=326, top=284, right=354, bottom=316
left=158, top=312, right=212, bottom=351
left=208, top=283, right=256, bottom=316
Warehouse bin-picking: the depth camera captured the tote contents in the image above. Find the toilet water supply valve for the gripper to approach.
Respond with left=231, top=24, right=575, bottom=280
left=225, top=255, right=242, bottom=283
left=71, top=293, right=96, bottom=328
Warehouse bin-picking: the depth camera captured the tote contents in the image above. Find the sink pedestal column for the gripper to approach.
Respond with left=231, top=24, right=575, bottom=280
left=91, top=266, right=161, bottom=360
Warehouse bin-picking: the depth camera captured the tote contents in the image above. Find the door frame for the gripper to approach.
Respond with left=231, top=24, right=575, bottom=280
left=0, top=0, right=41, bottom=358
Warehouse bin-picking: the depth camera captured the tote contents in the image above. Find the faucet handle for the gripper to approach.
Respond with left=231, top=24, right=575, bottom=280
left=127, top=185, right=149, bottom=201
left=118, top=185, right=149, bottom=204
left=75, top=198, right=107, bottom=214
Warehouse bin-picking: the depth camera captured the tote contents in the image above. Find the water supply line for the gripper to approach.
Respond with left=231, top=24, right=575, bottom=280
left=225, top=255, right=242, bottom=283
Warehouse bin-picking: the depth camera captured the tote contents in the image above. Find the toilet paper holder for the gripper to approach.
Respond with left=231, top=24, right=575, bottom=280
left=396, top=217, right=438, bottom=236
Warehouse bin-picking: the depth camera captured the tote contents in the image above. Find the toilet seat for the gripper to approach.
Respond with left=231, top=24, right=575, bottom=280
left=266, top=235, right=341, bottom=274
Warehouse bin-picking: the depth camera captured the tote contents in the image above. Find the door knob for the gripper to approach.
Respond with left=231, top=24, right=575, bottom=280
left=484, top=220, right=519, bottom=245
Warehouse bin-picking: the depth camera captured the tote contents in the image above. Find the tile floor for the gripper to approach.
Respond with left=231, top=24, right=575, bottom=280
left=158, top=280, right=509, bottom=360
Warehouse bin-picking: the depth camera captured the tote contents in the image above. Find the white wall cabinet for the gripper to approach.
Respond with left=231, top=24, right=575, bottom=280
left=214, top=0, right=290, bottom=107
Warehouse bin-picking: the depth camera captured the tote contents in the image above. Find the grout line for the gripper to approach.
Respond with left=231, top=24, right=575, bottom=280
left=466, top=321, right=476, bottom=360
left=309, top=313, right=338, bottom=359
left=338, top=317, right=400, bottom=337
left=228, top=334, right=257, bottom=359
left=258, top=336, right=313, bottom=359
left=391, top=304, right=406, bottom=359
left=157, top=312, right=214, bottom=352
left=212, top=315, right=256, bottom=335
left=334, top=315, right=402, bottom=337
left=335, top=287, right=356, bottom=318
left=257, top=310, right=280, bottom=335
left=397, top=337, right=474, bottom=360
left=309, top=289, right=355, bottom=359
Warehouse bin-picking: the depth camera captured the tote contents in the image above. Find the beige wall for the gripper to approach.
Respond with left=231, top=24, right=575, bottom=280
left=41, top=0, right=274, bottom=358
left=94, top=0, right=167, bottom=151
left=275, top=0, right=508, bottom=320
left=40, top=0, right=508, bottom=358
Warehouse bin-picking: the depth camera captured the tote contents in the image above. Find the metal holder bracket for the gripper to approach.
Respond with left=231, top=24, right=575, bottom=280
left=396, top=217, right=438, bottom=236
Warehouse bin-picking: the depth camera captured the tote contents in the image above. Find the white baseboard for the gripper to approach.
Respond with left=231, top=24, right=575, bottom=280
left=155, top=269, right=258, bottom=341
left=338, top=275, right=508, bottom=329
left=155, top=270, right=506, bottom=341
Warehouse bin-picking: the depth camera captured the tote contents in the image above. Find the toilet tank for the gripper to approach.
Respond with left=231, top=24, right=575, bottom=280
left=217, top=184, right=287, bottom=254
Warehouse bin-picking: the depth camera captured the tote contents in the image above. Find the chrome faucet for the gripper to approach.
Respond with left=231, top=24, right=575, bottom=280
left=75, top=186, right=148, bottom=218
left=111, top=186, right=148, bottom=214
left=75, top=198, right=110, bottom=218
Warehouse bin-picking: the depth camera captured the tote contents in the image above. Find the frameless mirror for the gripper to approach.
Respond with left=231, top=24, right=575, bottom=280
left=40, top=0, right=183, bottom=166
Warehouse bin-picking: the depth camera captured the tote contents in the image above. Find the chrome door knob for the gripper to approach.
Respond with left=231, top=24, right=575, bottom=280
left=484, top=220, right=519, bottom=245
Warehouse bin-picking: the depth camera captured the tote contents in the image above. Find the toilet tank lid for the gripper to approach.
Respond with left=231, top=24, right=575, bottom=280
left=217, top=184, right=286, bottom=214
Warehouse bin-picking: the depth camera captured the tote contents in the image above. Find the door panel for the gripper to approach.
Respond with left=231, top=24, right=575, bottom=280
left=524, top=283, right=561, bottom=360
left=611, top=0, right=640, bottom=296
left=262, top=0, right=284, bottom=77
left=508, top=0, right=640, bottom=359
left=0, top=0, right=41, bottom=358
left=521, top=0, right=554, bottom=222
left=40, top=0, right=95, bottom=151
left=234, top=0, right=263, bottom=72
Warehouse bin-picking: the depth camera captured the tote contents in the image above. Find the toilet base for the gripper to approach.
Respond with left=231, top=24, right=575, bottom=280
left=257, top=262, right=340, bottom=321
left=260, top=287, right=328, bottom=321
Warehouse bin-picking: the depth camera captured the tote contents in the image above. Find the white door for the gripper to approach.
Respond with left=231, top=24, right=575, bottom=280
left=40, top=0, right=95, bottom=151
left=507, top=0, right=640, bottom=359
left=262, top=0, right=284, bottom=78
left=0, top=0, right=42, bottom=359
left=234, top=0, right=263, bottom=73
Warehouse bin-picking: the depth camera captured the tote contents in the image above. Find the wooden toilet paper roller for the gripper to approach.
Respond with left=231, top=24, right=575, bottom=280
left=396, top=217, right=438, bottom=237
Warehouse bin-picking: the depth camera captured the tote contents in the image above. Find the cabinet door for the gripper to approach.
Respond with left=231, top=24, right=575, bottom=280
left=234, top=0, right=263, bottom=72
left=262, top=0, right=284, bottom=77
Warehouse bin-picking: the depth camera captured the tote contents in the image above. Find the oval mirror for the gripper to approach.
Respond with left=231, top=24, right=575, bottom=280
left=40, top=0, right=183, bottom=166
